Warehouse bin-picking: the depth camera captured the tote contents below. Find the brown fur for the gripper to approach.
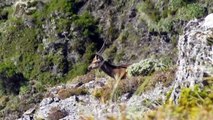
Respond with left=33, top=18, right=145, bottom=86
left=88, top=54, right=130, bottom=79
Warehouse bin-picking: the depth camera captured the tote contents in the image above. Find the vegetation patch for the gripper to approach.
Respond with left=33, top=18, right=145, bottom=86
left=144, top=84, right=213, bottom=120
left=48, top=106, right=68, bottom=120
left=57, top=87, right=88, bottom=100
left=177, top=3, right=206, bottom=21
left=127, top=58, right=168, bottom=77
left=137, top=0, right=207, bottom=32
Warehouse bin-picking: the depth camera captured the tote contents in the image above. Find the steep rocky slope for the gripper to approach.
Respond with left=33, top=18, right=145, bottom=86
left=0, top=0, right=212, bottom=119
left=19, top=13, right=213, bottom=120
left=18, top=14, right=213, bottom=120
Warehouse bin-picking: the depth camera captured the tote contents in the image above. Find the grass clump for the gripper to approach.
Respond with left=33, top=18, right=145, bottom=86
left=93, top=85, right=112, bottom=103
left=158, top=16, right=173, bottom=32
left=57, top=87, right=88, bottom=100
left=135, top=68, right=175, bottom=95
left=92, top=77, right=143, bottom=102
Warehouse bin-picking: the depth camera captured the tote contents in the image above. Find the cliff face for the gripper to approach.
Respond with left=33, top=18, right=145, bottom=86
left=171, top=14, right=213, bottom=103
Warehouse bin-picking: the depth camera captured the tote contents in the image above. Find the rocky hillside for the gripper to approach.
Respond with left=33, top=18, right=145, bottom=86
left=0, top=0, right=212, bottom=119
left=19, top=13, right=213, bottom=120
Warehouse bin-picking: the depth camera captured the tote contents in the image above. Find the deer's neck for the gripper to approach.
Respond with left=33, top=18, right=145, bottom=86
left=100, top=61, right=115, bottom=78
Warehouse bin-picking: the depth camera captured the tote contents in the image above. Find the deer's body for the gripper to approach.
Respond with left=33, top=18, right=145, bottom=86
left=99, top=61, right=129, bottom=79
left=88, top=40, right=130, bottom=79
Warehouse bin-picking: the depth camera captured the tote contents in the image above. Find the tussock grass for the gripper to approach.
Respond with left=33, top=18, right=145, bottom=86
left=57, top=87, right=88, bottom=100
left=48, top=106, right=68, bottom=120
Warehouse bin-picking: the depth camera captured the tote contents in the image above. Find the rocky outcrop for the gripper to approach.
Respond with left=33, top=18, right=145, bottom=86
left=19, top=76, right=171, bottom=120
left=170, top=14, right=213, bottom=103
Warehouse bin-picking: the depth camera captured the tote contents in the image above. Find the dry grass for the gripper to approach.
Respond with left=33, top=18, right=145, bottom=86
left=105, top=104, right=128, bottom=120
left=144, top=104, right=213, bottom=120
left=203, top=76, right=213, bottom=85
left=136, top=68, right=175, bottom=95
left=57, top=87, right=88, bottom=100
left=92, top=76, right=143, bottom=102
left=143, top=81, right=213, bottom=120
left=152, top=68, right=176, bottom=87
left=47, top=106, right=67, bottom=120
left=69, top=71, right=96, bottom=84
left=79, top=115, right=95, bottom=120
left=92, top=82, right=113, bottom=103
left=0, top=96, right=9, bottom=109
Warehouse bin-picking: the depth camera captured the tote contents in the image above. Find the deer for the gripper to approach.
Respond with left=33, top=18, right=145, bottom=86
left=88, top=40, right=130, bottom=79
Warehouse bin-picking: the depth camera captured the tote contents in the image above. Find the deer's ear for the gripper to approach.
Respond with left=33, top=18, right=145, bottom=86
left=94, top=55, right=97, bottom=59
left=97, top=55, right=101, bottom=60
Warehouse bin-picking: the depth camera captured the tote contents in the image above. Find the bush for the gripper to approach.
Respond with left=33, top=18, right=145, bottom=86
left=158, top=16, right=173, bottom=32
left=168, top=0, right=186, bottom=12
left=144, top=84, right=213, bottom=120
left=127, top=58, right=168, bottom=77
left=19, top=85, right=31, bottom=95
left=47, top=0, right=76, bottom=14
left=66, top=63, right=89, bottom=81
left=137, top=1, right=160, bottom=31
left=74, top=12, right=99, bottom=37
left=177, top=3, right=206, bottom=20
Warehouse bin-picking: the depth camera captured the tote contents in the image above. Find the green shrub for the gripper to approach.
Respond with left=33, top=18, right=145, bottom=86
left=66, top=63, right=88, bottom=81
left=83, top=43, right=96, bottom=63
left=74, top=12, right=98, bottom=37
left=143, top=83, right=213, bottom=120
left=0, top=62, right=16, bottom=77
left=115, top=50, right=125, bottom=62
left=47, top=0, right=76, bottom=14
left=57, top=18, right=71, bottom=33
left=137, top=1, right=160, bottom=31
left=19, top=84, right=31, bottom=95
left=177, top=3, right=206, bottom=20
left=127, top=58, right=168, bottom=77
left=35, top=81, right=46, bottom=92
left=137, top=1, right=160, bottom=21
left=158, top=16, right=173, bottom=32
left=168, top=0, right=187, bottom=12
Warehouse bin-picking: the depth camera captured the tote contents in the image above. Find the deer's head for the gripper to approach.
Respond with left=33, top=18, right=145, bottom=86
left=88, top=54, right=104, bottom=70
left=88, top=40, right=106, bottom=71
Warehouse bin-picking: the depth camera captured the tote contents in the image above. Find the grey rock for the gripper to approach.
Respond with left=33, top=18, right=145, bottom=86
left=170, top=14, right=213, bottom=103
left=54, top=97, right=60, bottom=102
left=40, top=97, right=54, bottom=106
left=24, top=107, right=36, bottom=115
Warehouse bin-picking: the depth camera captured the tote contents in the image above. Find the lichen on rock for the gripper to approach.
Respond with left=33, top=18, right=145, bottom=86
left=170, top=13, right=213, bottom=104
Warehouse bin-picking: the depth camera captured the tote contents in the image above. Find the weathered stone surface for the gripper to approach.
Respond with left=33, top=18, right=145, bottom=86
left=170, top=14, right=213, bottom=103
left=19, top=77, right=170, bottom=120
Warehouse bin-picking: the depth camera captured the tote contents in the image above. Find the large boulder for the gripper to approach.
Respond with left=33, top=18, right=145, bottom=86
left=170, top=14, right=213, bottom=103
